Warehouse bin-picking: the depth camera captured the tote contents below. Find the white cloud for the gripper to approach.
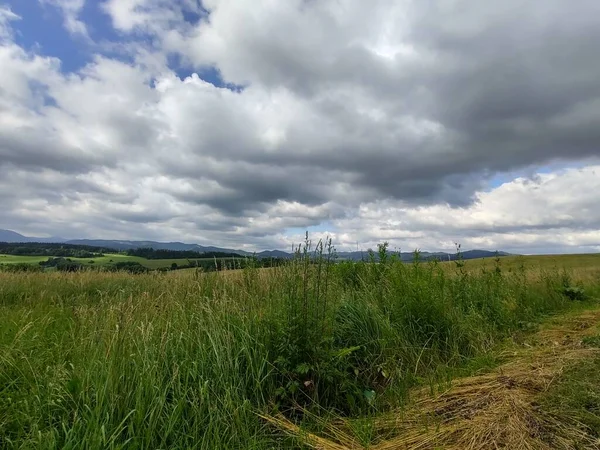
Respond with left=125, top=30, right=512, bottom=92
left=321, top=165, right=600, bottom=253
left=40, top=0, right=89, bottom=37
left=101, top=0, right=156, bottom=32
left=101, top=0, right=201, bottom=34
left=182, top=0, right=415, bottom=88
left=0, top=6, right=19, bottom=39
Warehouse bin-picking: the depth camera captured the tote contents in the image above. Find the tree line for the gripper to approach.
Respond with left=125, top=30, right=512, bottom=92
left=0, top=242, right=115, bottom=258
left=1, top=256, right=289, bottom=274
left=125, top=248, right=243, bottom=259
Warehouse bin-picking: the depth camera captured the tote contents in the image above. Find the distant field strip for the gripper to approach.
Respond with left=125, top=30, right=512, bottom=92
left=0, top=253, right=240, bottom=269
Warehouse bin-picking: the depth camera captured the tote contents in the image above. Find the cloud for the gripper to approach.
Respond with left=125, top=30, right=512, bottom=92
left=324, top=166, right=600, bottom=253
left=178, top=1, right=600, bottom=187
left=40, top=0, right=89, bottom=37
left=0, top=5, right=19, bottom=39
left=1, top=1, right=600, bottom=252
left=101, top=0, right=203, bottom=34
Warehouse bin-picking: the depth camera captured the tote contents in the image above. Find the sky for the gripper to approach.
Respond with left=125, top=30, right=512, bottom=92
left=1, top=0, right=600, bottom=254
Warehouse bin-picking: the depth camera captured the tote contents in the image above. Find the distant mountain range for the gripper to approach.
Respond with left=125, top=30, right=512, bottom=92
left=334, top=249, right=512, bottom=262
left=0, top=229, right=511, bottom=261
left=0, top=229, right=59, bottom=243
left=0, top=229, right=296, bottom=259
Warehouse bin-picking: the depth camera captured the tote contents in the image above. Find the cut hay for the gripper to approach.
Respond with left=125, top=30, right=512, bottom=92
left=261, top=310, right=600, bottom=449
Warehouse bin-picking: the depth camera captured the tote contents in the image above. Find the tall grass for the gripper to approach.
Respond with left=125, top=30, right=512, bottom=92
left=0, top=242, right=597, bottom=448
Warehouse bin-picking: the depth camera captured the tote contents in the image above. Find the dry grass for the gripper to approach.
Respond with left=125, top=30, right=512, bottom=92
left=455, top=253, right=600, bottom=272
left=262, top=309, right=600, bottom=449
left=444, top=253, right=600, bottom=283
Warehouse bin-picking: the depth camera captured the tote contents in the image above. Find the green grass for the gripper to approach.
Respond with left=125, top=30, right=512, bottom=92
left=1, top=244, right=599, bottom=449
left=0, top=253, right=239, bottom=269
left=0, top=254, right=53, bottom=264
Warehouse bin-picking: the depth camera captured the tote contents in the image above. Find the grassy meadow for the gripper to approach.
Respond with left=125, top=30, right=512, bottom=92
left=1, top=243, right=600, bottom=449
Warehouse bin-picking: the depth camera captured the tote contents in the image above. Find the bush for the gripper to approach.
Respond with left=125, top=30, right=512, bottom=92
left=111, top=261, right=148, bottom=274
left=39, top=257, right=83, bottom=272
left=562, top=286, right=586, bottom=301
left=0, top=263, right=44, bottom=273
left=559, top=272, right=587, bottom=300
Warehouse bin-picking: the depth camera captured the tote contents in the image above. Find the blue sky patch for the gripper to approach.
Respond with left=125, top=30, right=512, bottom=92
left=7, top=0, right=91, bottom=72
left=5, top=1, right=241, bottom=90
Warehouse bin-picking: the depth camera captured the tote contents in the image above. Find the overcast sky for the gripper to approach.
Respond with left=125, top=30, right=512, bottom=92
left=1, top=1, right=599, bottom=253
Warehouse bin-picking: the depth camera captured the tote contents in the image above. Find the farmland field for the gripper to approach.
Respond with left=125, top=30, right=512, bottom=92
left=0, top=253, right=239, bottom=269
left=1, top=249, right=600, bottom=449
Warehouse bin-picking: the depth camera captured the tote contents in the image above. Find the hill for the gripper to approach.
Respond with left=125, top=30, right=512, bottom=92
left=0, top=229, right=511, bottom=261
left=0, top=229, right=65, bottom=244
left=336, top=249, right=511, bottom=262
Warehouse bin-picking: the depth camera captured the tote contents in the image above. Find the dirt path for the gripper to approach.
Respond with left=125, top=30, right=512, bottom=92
left=264, top=308, right=600, bottom=449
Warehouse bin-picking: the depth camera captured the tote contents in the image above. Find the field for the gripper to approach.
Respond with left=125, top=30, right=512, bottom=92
left=1, top=248, right=600, bottom=449
left=0, top=253, right=238, bottom=269
left=455, top=253, right=600, bottom=272
left=4, top=250, right=599, bottom=273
